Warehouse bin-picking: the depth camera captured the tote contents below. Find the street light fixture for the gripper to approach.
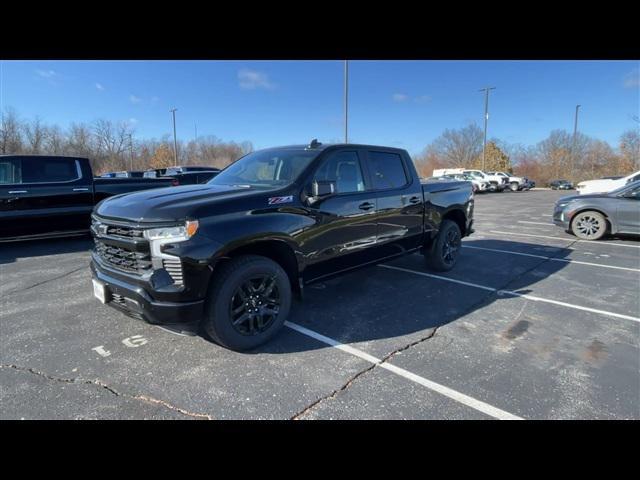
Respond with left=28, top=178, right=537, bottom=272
left=479, top=86, right=496, bottom=171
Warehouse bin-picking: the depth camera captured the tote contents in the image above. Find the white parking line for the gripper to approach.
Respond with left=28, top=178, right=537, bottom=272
left=489, top=230, right=640, bottom=249
left=463, top=245, right=640, bottom=273
left=378, top=264, right=640, bottom=323
left=284, top=321, right=523, bottom=420
left=518, top=221, right=555, bottom=226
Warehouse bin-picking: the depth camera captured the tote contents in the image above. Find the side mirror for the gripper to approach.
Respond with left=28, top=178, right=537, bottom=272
left=312, top=180, right=336, bottom=197
left=307, top=180, right=336, bottom=205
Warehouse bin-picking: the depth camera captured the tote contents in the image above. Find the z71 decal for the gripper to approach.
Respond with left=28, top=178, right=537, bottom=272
left=268, top=196, right=293, bottom=205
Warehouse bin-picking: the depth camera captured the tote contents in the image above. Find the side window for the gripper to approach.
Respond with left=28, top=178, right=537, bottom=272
left=22, top=157, right=80, bottom=183
left=368, top=151, right=408, bottom=189
left=312, top=151, right=365, bottom=194
left=0, top=158, right=22, bottom=184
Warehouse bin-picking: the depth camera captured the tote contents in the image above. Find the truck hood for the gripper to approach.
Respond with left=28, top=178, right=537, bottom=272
left=94, top=184, right=260, bottom=223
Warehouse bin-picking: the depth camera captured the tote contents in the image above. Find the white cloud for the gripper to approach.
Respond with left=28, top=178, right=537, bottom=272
left=392, top=93, right=409, bottom=102
left=127, top=118, right=138, bottom=126
left=623, top=69, right=640, bottom=89
left=238, top=69, right=275, bottom=90
left=95, top=83, right=105, bottom=91
left=393, top=93, right=431, bottom=104
left=129, top=94, right=142, bottom=104
left=414, top=95, right=432, bottom=104
left=35, top=69, right=57, bottom=78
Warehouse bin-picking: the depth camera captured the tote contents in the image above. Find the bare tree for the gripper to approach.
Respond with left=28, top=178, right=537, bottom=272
left=23, top=116, right=48, bottom=154
left=430, top=123, right=484, bottom=167
left=1, top=108, right=24, bottom=154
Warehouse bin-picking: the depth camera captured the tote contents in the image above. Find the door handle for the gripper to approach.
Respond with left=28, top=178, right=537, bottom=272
left=358, top=202, right=375, bottom=211
left=8, top=190, right=27, bottom=194
left=408, top=196, right=421, bottom=204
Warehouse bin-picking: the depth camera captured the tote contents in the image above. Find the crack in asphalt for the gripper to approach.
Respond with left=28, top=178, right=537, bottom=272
left=291, top=327, right=439, bottom=420
left=1, top=364, right=213, bottom=420
left=2, top=265, right=87, bottom=297
left=291, top=240, right=580, bottom=419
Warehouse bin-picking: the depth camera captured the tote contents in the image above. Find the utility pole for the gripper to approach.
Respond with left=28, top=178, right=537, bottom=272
left=194, top=123, right=198, bottom=142
left=170, top=108, right=178, bottom=166
left=479, top=87, right=496, bottom=171
left=571, top=104, right=581, bottom=180
left=127, top=134, right=134, bottom=171
left=344, top=60, right=349, bottom=143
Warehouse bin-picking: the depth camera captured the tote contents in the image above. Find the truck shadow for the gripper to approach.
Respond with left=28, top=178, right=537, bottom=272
left=0, top=236, right=93, bottom=265
left=240, top=238, right=577, bottom=354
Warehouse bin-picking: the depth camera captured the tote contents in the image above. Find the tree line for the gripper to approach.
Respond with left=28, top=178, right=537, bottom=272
left=2, top=107, right=638, bottom=185
left=413, top=123, right=639, bottom=185
left=0, top=108, right=253, bottom=176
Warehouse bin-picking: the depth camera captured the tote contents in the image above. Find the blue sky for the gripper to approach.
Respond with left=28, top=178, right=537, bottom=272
left=1, top=60, right=638, bottom=156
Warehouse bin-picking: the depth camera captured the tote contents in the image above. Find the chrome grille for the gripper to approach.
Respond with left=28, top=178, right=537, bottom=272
left=95, top=240, right=152, bottom=273
left=163, top=257, right=184, bottom=286
left=105, top=225, right=144, bottom=239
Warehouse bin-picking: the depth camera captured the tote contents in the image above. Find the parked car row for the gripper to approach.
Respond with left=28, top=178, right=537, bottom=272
left=431, top=168, right=535, bottom=193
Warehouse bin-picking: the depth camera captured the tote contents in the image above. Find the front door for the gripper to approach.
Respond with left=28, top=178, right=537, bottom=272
left=616, top=185, right=640, bottom=234
left=300, top=149, right=379, bottom=282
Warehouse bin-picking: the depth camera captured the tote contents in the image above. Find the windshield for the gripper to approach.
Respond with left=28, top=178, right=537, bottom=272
left=610, top=180, right=640, bottom=195
left=208, top=148, right=319, bottom=188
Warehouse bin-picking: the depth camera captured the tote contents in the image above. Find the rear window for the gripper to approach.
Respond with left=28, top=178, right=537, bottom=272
left=22, top=157, right=80, bottom=183
left=367, top=151, right=408, bottom=189
left=0, top=158, right=22, bottom=184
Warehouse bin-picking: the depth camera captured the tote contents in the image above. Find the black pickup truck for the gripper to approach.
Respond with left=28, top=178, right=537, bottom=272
left=90, top=141, right=474, bottom=350
left=0, top=155, right=174, bottom=241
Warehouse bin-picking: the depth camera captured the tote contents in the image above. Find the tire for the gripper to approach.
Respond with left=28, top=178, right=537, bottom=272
left=570, top=211, right=608, bottom=240
left=509, top=182, right=519, bottom=192
left=202, top=255, right=292, bottom=351
left=425, top=219, right=462, bottom=272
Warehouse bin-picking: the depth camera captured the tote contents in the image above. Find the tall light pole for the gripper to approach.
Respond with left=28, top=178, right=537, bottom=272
left=170, top=108, right=178, bottom=166
left=127, top=133, right=134, bottom=171
left=344, top=60, right=349, bottom=143
left=479, top=87, right=496, bottom=171
left=571, top=104, right=581, bottom=180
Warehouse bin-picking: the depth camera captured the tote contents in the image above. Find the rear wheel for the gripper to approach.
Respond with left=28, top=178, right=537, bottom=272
left=425, top=220, right=462, bottom=272
left=571, top=211, right=607, bottom=240
left=202, top=255, right=291, bottom=351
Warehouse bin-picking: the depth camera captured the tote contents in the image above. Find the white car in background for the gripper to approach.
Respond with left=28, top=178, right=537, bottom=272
left=576, top=170, right=640, bottom=195
left=441, top=173, right=490, bottom=193
left=486, top=171, right=526, bottom=191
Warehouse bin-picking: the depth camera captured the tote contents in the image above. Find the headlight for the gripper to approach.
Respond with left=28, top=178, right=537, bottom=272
left=143, top=220, right=199, bottom=242
left=556, top=202, right=571, bottom=209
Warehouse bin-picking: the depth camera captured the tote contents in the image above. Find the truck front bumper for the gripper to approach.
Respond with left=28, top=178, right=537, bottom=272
left=90, top=259, right=205, bottom=324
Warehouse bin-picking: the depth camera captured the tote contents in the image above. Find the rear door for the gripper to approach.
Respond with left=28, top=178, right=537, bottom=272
left=2, top=156, right=94, bottom=238
left=364, top=149, right=424, bottom=256
left=301, top=148, right=379, bottom=282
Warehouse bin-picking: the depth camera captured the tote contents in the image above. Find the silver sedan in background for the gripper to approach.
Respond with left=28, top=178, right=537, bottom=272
left=553, top=180, right=640, bottom=240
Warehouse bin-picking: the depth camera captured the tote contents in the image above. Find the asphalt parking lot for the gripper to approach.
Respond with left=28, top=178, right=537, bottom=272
left=1, top=189, right=639, bottom=419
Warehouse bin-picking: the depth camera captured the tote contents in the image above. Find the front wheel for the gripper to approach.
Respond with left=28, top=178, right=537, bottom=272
left=202, top=255, right=292, bottom=351
left=571, top=211, right=608, bottom=240
left=425, top=220, right=462, bottom=272
left=510, top=182, right=519, bottom=192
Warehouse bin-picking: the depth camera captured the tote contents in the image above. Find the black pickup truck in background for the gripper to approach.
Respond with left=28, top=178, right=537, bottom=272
left=90, top=141, right=474, bottom=350
left=0, top=155, right=174, bottom=241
